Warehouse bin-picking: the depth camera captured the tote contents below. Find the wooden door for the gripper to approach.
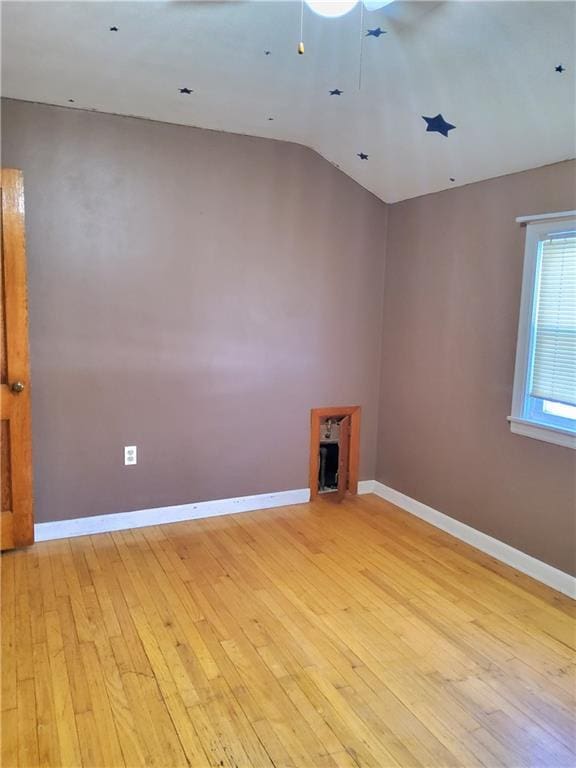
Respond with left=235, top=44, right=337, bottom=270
left=1, top=169, right=33, bottom=550
left=336, top=416, right=351, bottom=501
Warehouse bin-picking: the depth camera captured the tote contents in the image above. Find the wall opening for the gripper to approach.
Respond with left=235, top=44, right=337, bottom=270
left=309, top=406, right=361, bottom=501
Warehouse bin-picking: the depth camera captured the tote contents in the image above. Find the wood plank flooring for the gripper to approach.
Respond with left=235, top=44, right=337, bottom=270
left=1, top=493, right=575, bottom=767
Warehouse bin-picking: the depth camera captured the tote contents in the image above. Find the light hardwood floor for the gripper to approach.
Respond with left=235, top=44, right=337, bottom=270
left=1, top=494, right=575, bottom=767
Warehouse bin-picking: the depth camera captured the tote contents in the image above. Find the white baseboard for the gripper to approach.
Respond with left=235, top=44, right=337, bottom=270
left=33, top=478, right=575, bottom=600
left=358, top=480, right=376, bottom=494
left=371, top=481, right=576, bottom=599
left=34, top=488, right=311, bottom=543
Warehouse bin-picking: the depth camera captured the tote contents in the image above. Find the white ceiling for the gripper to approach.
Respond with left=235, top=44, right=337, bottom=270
left=2, top=0, right=575, bottom=202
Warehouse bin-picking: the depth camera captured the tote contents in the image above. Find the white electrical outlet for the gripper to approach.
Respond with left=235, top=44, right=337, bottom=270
left=124, top=446, right=137, bottom=466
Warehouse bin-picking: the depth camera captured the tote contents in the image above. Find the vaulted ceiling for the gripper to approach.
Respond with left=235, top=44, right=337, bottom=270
left=2, top=1, right=575, bottom=202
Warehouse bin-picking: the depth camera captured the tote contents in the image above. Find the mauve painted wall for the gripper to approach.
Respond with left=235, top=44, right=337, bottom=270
left=377, top=161, right=576, bottom=575
left=1, top=99, right=387, bottom=523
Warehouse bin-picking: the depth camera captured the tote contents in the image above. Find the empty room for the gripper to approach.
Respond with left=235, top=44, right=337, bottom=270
left=1, top=1, right=575, bottom=766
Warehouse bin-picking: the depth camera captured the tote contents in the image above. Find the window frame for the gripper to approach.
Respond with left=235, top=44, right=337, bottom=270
left=509, top=213, right=576, bottom=450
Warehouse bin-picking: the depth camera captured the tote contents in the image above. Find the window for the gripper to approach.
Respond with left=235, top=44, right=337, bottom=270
left=510, top=213, right=576, bottom=449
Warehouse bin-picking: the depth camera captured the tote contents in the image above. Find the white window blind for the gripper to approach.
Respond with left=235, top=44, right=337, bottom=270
left=530, top=231, right=576, bottom=407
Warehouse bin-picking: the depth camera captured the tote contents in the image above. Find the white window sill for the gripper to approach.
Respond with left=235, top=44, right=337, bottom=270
left=508, top=417, right=576, bottom=449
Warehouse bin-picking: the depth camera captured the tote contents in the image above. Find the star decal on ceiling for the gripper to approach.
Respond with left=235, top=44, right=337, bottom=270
left=366, top=27, right=386, bottom=37
left=357, top=152, right=369, bottom=160
left=179, top=87, right=193, bottom=94
left=555, top=64, right=565, bottom=73
left=330, top=89, right=343, bottom=96
left=422, top=114, right=456, bottom=137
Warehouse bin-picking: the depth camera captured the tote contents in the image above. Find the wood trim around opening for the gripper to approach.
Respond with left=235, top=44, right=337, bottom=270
left=309, top=406, right=361, bottom=500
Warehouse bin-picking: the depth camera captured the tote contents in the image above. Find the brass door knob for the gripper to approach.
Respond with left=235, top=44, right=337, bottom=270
left=10, top=381, right=25, bottom=393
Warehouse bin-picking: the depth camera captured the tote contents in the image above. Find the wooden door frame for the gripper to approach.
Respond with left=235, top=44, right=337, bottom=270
left=309, top=406, right=361, bottom=500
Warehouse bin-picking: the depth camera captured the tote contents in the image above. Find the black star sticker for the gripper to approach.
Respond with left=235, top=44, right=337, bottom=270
left=357, top=152, right=369, bottom=160
left=179, top=87, right=193, bottom=94
left=422, top=114, right=456, bottom=137
left=555, top=64, right=565, bottom=73
left=366, top=27, right=386, bottom=37
left=330, top=89, right=343, bottom=96
left=109, top=26, right=118, bottom=31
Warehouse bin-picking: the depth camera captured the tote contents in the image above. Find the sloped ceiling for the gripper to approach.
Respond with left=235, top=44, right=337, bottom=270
left=2, top=0, right=575, bottom=202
